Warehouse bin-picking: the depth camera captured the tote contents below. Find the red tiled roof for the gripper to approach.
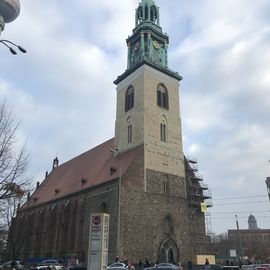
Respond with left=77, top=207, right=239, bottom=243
left=22, top=138, right=141, bottom=209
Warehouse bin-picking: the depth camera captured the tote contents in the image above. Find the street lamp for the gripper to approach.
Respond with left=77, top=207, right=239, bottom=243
left=110, top=148, right=122, bottom=258
left=0, top=39, right=26, bottom=54
left=235, top=214, right=243, bottom=261
left=267, top=161, right=270, bottom=203
left=0, top=0, right=26, bottom=55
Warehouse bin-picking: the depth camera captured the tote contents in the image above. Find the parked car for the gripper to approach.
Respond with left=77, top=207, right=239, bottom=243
left=156, top=263, right=179, bottom=270
left=201, top=265, right=223, bottom=270
left=39, top=260, right=62, bottom=266
left=0, top=261, right=24, bottom=270
left=107, top=263, right=126, bottom=270
left=31, top=265, right=67, bottom=270
left=242, top=265, right=261, bottom=270
left=222, top=266, right=239, bottom=270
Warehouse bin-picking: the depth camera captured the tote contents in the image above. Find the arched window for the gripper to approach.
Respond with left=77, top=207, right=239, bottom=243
left=137, top=6, right=143, bottom=23
left=127, top=117, right=133, bottom=144
left=150, top=6, right=157, bottom=23
left=163, top=176, right=169, bottom=194
left=145, top=5, right=148, bottom=20
left=157, top=84, right=169, bottom=109
left=128, top=124, right=132, bottom=144
left=125, top=86, right=134, bottom=112
left=163, top=215, right=173, bottom=234
left=160, top=123, right=166, bottom=142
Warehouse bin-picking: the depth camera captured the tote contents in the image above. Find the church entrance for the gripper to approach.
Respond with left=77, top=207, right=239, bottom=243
left=158, top=236, right=179, bottom=264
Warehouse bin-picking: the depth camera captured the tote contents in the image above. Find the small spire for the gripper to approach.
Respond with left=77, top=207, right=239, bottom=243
left=52, top=156, right=59, bottom=170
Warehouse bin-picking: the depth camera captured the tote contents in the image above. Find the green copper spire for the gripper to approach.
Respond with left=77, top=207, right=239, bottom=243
left=114, top=0, right=181, bottom=85
left=126, top=0, right=169, bottom=70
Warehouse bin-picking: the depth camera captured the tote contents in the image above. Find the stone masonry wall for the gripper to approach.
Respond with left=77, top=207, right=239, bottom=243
left=8, top=180, right=119, bottom=263
left=120, top=188, right=192, bottom=263
left=146, top=169, right=186, bottom=198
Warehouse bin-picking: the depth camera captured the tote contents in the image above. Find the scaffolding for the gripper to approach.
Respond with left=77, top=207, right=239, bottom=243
left=186, top=156, right=213, bottom=256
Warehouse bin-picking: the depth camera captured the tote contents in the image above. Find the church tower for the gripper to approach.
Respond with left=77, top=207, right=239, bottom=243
left=114, top=0, right=185, bottom=180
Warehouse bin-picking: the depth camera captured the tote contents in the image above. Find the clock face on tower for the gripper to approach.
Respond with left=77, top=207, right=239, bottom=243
left=153, top=40, right=160, bottom=49
left=134, top=42, right=140, bottom=51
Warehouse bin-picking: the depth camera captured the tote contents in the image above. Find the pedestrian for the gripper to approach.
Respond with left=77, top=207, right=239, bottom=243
left=11, top=261, right=17, bottom=270
left=205, top=258, right=209, bottom=265
left=179, top=262, right=183, bottom=270
left=188, top=259, right=192, bottom=270
left=124, top=258, right=128, bottom=266
left=145, top=258, right=150, bottom=268
left=139, top=260, right=142, bottom=270
left=126, top=262, right=135, bottom=270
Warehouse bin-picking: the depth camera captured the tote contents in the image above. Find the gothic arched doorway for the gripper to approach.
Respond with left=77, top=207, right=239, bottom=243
left=158, top=236, right=179, bottom=264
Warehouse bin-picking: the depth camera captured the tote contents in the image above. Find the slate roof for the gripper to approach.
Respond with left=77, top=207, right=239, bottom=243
left=22, top=138, right=141, bottom=209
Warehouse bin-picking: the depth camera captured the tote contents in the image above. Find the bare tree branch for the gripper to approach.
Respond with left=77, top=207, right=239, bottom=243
left=0, top=101, right=31, bottom=201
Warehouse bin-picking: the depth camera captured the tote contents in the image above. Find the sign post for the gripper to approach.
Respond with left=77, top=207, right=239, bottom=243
left=88, top=213, right=110, bottom=270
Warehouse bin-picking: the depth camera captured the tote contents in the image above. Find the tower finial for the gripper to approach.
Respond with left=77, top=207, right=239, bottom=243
left=136, top=0, right=159, bottom=27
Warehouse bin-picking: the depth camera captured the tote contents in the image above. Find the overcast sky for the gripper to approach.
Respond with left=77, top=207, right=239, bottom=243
left=0, top=0, right=269, bottom=234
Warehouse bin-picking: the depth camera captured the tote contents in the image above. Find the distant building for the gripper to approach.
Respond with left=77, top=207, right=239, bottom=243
left=7, top=0, right=212, bottom=264
left=228, top=215, right=270, bottom=259
left=248, top=215, right=258, bottom=230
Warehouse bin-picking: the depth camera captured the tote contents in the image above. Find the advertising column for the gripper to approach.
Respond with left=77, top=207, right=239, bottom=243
left=87, top=213, right=110, bottom=270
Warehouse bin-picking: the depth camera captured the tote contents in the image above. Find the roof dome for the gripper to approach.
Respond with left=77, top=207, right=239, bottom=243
left=248, top=214, right=258, bottom=229
left=0, top=0, right=20, bottom=23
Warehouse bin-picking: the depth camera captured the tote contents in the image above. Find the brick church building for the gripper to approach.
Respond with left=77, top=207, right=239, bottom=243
left=7, top=0, right=211, bottom=265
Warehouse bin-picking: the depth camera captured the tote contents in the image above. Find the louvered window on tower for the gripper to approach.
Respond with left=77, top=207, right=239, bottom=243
left=125, top=86, right=134, bottom=112
left=157, top=84, right=169, bottom=109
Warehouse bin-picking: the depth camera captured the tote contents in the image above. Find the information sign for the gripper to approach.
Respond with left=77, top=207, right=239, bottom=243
left=87, top=213, right=110, bottom=270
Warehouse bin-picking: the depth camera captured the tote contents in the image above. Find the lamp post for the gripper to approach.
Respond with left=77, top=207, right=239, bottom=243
left=267, top=161, right=270, bottom=203
left=0, top=0, right=27, bottom=55
left=235, top=214, right=243, bottom=261
left=110, top=148, right=122, bottom=258
left=0, top=39, right=26, bottom=54
left=266, top=177, right=270, bottom=202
